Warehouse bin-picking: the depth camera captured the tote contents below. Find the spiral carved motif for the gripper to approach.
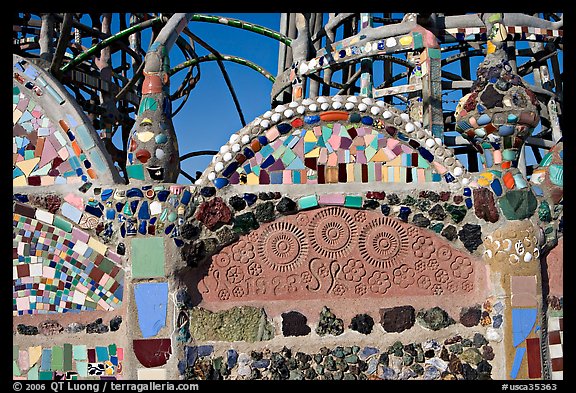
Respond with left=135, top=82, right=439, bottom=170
left=199, top=206, right=484, bottom=302
left=309, top=207, right=357, bottom=259
left=257, top=221, right=308, bottom=272
left=359, top=217, right=409, bottom=269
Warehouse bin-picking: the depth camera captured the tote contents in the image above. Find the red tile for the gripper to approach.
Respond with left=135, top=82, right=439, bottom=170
left=88, top=348, right=96, bottom=363
left=549, top=331, right=562, bottom=345
left=559, top=318, right=563, bottom=331
left=551, top=358, right=563, bottom=371
left=525, top=338, right=542, bottom=378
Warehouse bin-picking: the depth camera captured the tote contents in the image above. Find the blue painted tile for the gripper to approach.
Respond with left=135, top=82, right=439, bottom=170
left=510, top=347, right=526, bottom=379
left=512, top=308, right=537, bottom=347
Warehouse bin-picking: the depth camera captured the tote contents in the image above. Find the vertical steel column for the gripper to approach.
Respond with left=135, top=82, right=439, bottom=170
left=420, top=47, right=444, bottom=140
left=359, top=13, right=373, bottom=97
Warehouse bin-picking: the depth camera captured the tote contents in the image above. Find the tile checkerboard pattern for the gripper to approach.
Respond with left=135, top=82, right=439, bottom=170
left=548, top=316, right=563, bottom=380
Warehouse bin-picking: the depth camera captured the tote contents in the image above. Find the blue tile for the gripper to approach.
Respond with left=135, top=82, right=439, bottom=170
left=512, top=308, right=537, bottom=347
left=133, top=282, right=169, bottom=338
left=509, top=347, right=526, bottom=379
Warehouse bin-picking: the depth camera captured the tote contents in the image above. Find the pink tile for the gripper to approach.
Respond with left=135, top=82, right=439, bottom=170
left=511, top=292, right=537, bottom=307
left=375, top=163, right=382, bottom=181
left=511, top=275, right=537, bottom=296
left=106, top=249, right=122, bottom=264
left=318, top=194, right=345, bottom=205
left=72, top=227, right=90, bottom=243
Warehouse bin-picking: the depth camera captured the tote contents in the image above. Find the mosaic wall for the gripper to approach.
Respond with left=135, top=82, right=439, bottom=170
left=13, top=344, right=123, bottom=380
left=13, top=203, right=124, bottom=315
left=13, top=56, right=120, bottom=188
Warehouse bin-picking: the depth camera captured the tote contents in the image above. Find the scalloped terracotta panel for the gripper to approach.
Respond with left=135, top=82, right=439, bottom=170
left=198, top=206, right=487, bottom=302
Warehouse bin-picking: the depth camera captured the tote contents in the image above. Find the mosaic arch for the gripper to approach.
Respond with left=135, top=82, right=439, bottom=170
left=196, top=206, right=488, bottom=303
left=13, top=54, right=123, bottom=188
left=200, top=95, right=470, bottom=189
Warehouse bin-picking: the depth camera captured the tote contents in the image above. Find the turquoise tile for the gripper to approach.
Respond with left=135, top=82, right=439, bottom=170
left=95, top=346, right=109, bottom=362
left=298, top=195, right=318, bottom=210
left=344, top=195, right=363, bottom=208
left=88, top=150, right=108, bottom=174
left=72, top=345, right=87, bottom=361
left=74, top=125, right=95, bottom=150
left=126, top=164, right=145, bottom=180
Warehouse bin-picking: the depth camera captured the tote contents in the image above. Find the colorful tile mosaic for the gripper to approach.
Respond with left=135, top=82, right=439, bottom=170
left=13, top=203, right=124, bottom=315
left=13, top=344, right=123, bottom=380
left=13, top=57, right=115, bottom=189
left=224, top=122, right=444, bottom=186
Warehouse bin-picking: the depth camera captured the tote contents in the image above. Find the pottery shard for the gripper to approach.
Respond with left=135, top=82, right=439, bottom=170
left=195, top=197, right=232, bottom=231
left=379, top=306, right=416, bottom=333
left=473, top=188, right=499, bottom=223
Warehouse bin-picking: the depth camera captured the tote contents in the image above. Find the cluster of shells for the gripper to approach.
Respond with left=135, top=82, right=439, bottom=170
left=482, top=222, right=540, bottom=265
left=199, top=95, right=470, bottom=188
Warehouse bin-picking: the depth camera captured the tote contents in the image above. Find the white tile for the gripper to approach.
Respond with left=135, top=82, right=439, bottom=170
left=551, top=371, right=563, bottom=380
left=29, top=263, right=43, bottom=277
left=549, top=344, right=563, bottom=359
left=548, top=317, right=560, bottom=331
left=72, top=240, right=89, bottom=256
left=34, top=208, right=53, bottom=224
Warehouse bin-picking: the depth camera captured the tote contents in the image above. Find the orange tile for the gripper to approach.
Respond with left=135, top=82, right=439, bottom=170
left=503, top=171, right=515, bottom=189
left=319, top=111, right=349, bottom=121
left=501, top=161, right=511, bottom=169
left=87, top=168, right=97, bottom=179
left=71, top=140, right=82, bottom=156
left=58, top=120, right=70, bottom=132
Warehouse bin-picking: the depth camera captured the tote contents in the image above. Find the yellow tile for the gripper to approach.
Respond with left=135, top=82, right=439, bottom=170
left=382, top=166, right=388, bottom=182
left=387, top=155, right=402, bottom=167
left=346, top=163, right=355, bottom=182
left=246, top=173, right=259, bottom=185
left=370, top=149, right=388, bottom=162
left=304, top=130, right=317, bottom=142
left=13, top=109, right=23, bottom=123
left=87, top=237, right=107, bottom=256
left=305, top=147, right=321, bottom=158
left=13, top=175, right=27, bottom=187
left=28, top=346, right=42, bottom=366
left=399, top=35, right=413, bottom=46
left=16, top=157, right=40, bottom=177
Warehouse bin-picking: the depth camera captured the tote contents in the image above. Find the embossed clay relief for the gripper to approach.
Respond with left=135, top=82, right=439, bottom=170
left=199, top=206, right=484, bottom=301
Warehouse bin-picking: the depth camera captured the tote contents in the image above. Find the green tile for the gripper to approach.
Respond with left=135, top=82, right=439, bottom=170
left=131, top=237, right=165, bottom=278
left=53, top=216, right=72, bottom=233
left=28, top=365, right=39, bottom=380
left=344, top=195, right=363, bottom=208
left=126, top=164, right=145, bottom=180
left=51, top=346, right=63, bottom=371
left=298, top=195, right=318, bottom=210
left=63, top=344, right=73, bottom=372
left=99, top=258, right=114, bottom=274
left=428, top=48, right=441, bottom=59
left=108, top=344, right=117, bottom=356
left=39, top=371, right=53, bottom=380
left=13, top=345, right=19, bottom=361
left=13, top=360, right=21, bottom=376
